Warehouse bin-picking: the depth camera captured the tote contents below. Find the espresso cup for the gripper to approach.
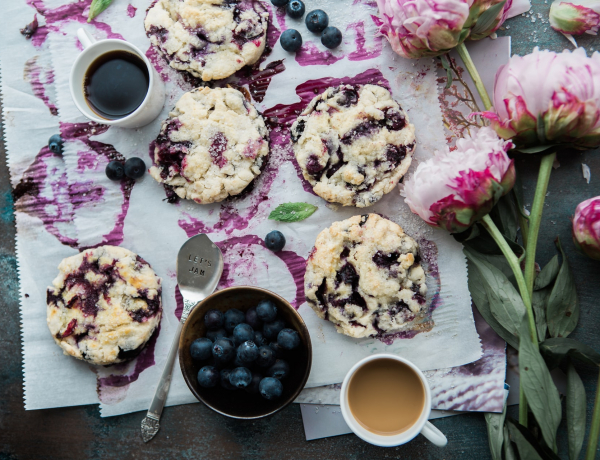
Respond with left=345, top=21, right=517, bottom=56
left=340, top=354, right=448, bottom=448
left=69, top=28, right=165, bottom=128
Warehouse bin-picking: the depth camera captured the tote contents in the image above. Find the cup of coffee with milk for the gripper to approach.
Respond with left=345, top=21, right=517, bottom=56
left=340, top=354, right=448, bottom=447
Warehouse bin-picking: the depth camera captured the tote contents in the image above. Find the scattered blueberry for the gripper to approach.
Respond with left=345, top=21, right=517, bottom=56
left=266, top=359, right=290, bottom=380
left=229, top=367, right=253, bottom=389
left=305, top=10, right=328, bottom=33
left=265, top=231, right=286, bottom=252
left=279, top=29, right=302, bottom=53
left=212, top=337, right=235, bottom=362
left=245, top=307, right=262, bottom=330
left=259, top=377, right=283, bottom=400
left=269, top=341, right=286, bottom=359
left=124, top=157, right=146, bottom=179
left=321, top=26, right=342, bottom=49
left=245, top=371, right=263, bottom=394
left=205, top=309, right=224, bottom=330
left=220, top=368, right=237, bottom=390
left=105, top=161, right=125, bottom=181
left=237, top=341, right=259, bottom=363
left=232, top=354, right=246, bottom=368
left=254, top=330, right=268, bottom=347
left=277, top=328, right=300, bottom=350
left=286, top=0, right=305, bottom=18
left=206, top=328, right=227, bottom=342
left=271, top=0, right=289, bottom=6
left=256, top=300, right=278, bottom=322
left=197, top=366, right=220, bottom=388
left=190, top=337, right=213, bottom=361
left=224, top=309, right=246, bottom=332
left=233, top=323, right=255, bottom=345
left=256, top=345, right=276, bottom=368
left=263, top=318, right=286, bottom=340
left=48, top=134, right=64, bottom=155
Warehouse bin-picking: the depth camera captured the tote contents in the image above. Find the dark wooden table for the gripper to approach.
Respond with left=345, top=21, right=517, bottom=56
left=1, top=1, right=600, bottom=458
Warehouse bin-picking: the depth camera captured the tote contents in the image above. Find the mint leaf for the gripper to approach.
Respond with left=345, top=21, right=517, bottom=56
left=268, top=202, right=318, bottom=222
left=88, top=0, right=114, bottom=22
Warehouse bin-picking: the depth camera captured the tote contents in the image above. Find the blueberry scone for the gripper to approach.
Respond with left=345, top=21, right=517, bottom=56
left=149, top=87, right=269, bottom=203
left=290, top=84, right=416, bottom=207
left=145, top=0, right=269, bottom=81
left=305, top=214, right=427, bottom=338
left=46, top=246, right=162, bottom=366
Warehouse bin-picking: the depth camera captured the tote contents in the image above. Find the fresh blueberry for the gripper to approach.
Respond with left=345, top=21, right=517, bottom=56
left=197, top=366, right=219, bottom=388
left=245, top=307, right=262, bottom=330
left=259, top=377, right=283, bottom=400
left=256, top=345, right=276, bottom=368
left=265, top=231, right=286, bottom=252
left=204, top=309, right=224, bottom=330
left=233, top=323, right=254, bottom=345
left=224, top=309, right=246, bottom=332
left=254, top=330, right=268, bottom=347
left=286, top=0, right=305, bottom=18
left=190, top=337, right=213, bottom=361
left=245, top=371, right=263, bottom=394
left=279, top=29, right=302, bottom=53
left=263, top=318, right=286, bottom=340
left=305, top=9, right=328, bottom=33
left=269, top=341, right=285, bottom=358
left=271, top=0, right=288, bottom=6
left=212, top=337, right=235, bottom=362
left=256, top=300, right=278, bottom=322
left=48, top=134, right=64, bottom=155
left=105, top=161, right=125, bottom=181
left=266, top=359, right=290, bottom=380
left=124, top=157, right=146, bottom=179
left=321, top=26, right=342, bottom=49
left=229, top=367, right=252, bottom=389
left=220, top=368, right=237, bottom=390
left=232, top=353, right=246, bottom=368
left=206, top=328, right=227, bottom=342
left=277, top=328, right=300, bottom=350
left=237, top=341, right=259, bottom=363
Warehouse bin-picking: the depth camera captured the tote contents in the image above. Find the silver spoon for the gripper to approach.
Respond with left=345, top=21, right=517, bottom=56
left=141, top=234, right=223, bottom=442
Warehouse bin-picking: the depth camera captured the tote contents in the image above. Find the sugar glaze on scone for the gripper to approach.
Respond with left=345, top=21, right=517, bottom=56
left=290, top=84, right=416, bottom=207
left=46, top=246, right=162, bottom=366
left=145, top=0, right=269, bottom=81
left=149, top=87, right=269, bottom=203
left=305, top=214, right=427, bottom=338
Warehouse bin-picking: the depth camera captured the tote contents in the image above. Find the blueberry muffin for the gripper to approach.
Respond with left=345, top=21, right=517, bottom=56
left=305, top=214, right=426, bottom=338
left=145, top=0, right=269, bottom=81
left=149, top=87, right=269, bottom=203
left=290, top=84, right=416, bottom=207
left=46, top=246, right=162, bottom=366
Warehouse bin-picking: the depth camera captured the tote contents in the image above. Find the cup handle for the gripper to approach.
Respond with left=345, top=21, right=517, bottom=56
left=421, top=421, right=448, bottom=447
left=77, top=28, right=96, bottom=49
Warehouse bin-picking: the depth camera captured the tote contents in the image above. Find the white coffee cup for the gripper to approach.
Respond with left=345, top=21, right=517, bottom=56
left=69, top=28, right=165, bottom=128
left=340, top=353, right=448, bottom=448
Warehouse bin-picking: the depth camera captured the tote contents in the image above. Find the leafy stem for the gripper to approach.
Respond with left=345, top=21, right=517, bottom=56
left=585, top=367, right=600, bottom=460
left=456, top=43, right=493, bottom=111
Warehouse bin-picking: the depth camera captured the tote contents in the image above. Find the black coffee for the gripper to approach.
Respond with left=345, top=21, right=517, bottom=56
left=83, top=50, right=149, bottom=120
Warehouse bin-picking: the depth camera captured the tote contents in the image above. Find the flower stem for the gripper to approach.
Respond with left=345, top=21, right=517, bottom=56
left=456, top=43, right=493, bottom=111
left=524, top=153, right=556, bottom=296
left=585, top=367, right=600, bottom=460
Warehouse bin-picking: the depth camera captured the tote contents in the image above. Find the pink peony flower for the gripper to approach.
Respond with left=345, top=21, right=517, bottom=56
left=550, top=0, right=600, bottom=36
left=481, top=47, right=600, bottom=150
left=402, top=127, right=515, bottom=232
left=572, top=196, right=600, bottom=260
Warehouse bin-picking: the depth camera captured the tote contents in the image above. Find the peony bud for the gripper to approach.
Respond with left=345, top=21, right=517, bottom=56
left=572, top=196, right=600, bottom=260
left=550, top=0, right=600, bottom=36
left=403, top=127, right=515, bottom=233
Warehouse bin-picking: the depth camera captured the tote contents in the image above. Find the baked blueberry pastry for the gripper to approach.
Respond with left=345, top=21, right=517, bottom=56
left=290, top=84, right=416, bottom=207
left=305, top=214, right=426, bottom=338
left=144, top=0, right=269, bottom=81
left=149, top=87, right=270, bottom=203
left=46, top=246, right=162, bottom=366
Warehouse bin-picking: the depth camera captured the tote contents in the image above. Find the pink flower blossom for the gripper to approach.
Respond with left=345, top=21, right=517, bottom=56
left=550, top=0, right=600, bottom=36
left=402, top=127, right=515, bottom=232
left=572, top=196, right=600, bottom=260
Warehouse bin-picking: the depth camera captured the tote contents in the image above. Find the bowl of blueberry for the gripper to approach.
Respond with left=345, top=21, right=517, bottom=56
left=179, top=286, right=312, bottom=419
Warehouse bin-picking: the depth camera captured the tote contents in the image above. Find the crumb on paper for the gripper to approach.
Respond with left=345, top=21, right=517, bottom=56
left=582, top=163, right=591, bottom=184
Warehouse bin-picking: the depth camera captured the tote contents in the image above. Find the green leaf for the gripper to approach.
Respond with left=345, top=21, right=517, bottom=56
left=471, top=0, right=506, bottom=35
left=88, top=0, right=114, bottom=22
left=507, top=420, right=544, bottom=460
left=518, top=318, right=562, bottom=449
left=547, top=238, right=579, bottom=338
left=440, top=55, right=453, bottom=89
left=507, top=418, right=562, bottom=460
left=268, top=202, right=318, bottom=222
left=504, top=425, right=517, bottom=460
left=485, top=404, right=507, bottom=460
left=566, top=362, right=586, bottom=460
left=515, top=144, right=558, bottom=154
left=490, top=193, right=519, bottom=242
left=540, top=337, right=600, bottom=369
left=532, top=288, right=550, bottom=342
left=512, top=172, right=529, bottom=221
left=534, top=255, right=560, bottom=290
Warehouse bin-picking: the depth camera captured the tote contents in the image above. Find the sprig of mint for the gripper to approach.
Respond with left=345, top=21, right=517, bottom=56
left=268, top=202, right=317, bottom=222
left=88, top=0, right=114, bottom=22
